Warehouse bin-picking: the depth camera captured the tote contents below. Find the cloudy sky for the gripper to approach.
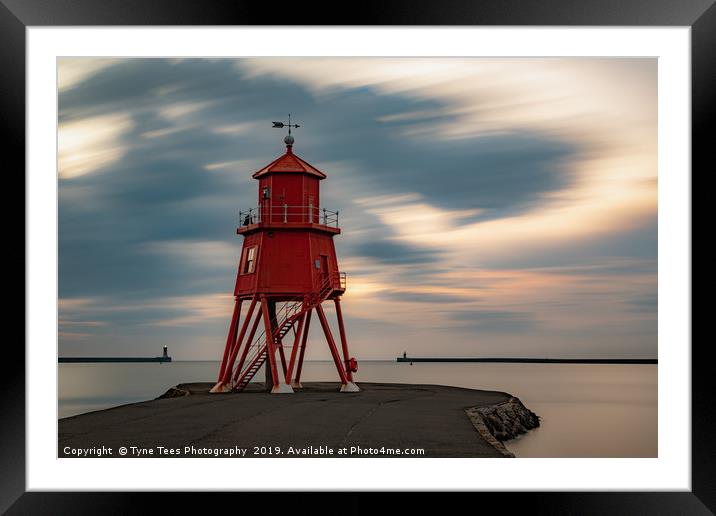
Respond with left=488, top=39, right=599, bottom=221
left=58, top=58, right=657, bottom=361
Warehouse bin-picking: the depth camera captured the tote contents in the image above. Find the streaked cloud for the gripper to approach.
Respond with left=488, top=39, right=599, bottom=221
left=137, top=239, right=239, bottom=270
left=58, top=58, right=125, bottom=91
left=58, top=113, right=132, bottom=179
left=141, top=126, right=185, bottom=139
left=211, top=123, right=255, bottom=135
left=159, top=101, right=213, bottom=120
left=203, top=159, right=262, bottom=171
left=57, top=57, right=657, bottom=360
left=240, top=58, right=656, bottom=259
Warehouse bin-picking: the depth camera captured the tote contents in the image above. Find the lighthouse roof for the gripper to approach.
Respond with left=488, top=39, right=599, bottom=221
left=252, top=146, right=326, bottom=179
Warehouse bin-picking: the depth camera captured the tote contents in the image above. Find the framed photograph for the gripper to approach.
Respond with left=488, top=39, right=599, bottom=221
left=7, top=0, right=709, bottom=512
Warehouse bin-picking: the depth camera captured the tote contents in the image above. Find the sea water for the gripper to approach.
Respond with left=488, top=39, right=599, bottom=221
left=58, top=360, right=657, bottom=458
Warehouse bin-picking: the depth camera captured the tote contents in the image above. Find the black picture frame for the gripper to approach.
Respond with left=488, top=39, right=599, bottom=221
left=4, top=0, right=708, bottom=512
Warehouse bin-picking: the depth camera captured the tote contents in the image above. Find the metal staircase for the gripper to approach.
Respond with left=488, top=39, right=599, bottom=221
left=230, top=272, right=345, bottom=391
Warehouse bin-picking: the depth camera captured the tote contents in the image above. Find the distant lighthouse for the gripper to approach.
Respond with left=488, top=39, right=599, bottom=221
left=211, top=117, right=359, bottom=394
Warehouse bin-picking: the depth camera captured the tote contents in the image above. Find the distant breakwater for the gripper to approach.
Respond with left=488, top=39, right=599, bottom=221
left=397, top=357, right=657, bottom=364
left=59, top=357, right=171, bottom=363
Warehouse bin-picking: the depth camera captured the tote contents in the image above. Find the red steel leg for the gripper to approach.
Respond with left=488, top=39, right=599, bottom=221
left=285, top=312, right=306, bottom=384
left=231, top=304, right=264, bottom=384
left=294, top=309, right=312, bottom=385
left=277, top=341, right=288, bottom=378
left=217, top=298, right=242, bottom=381
left=261, top=297, right=281, bottom=390
left=333, top=297, right=353, bottom=382
left=220, top=296, right=256, bottom=385
left=315, top=303, right=349, bottom=385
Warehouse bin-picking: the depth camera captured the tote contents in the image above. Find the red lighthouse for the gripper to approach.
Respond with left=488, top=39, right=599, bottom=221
left=211, top=119, right=359, bottom=394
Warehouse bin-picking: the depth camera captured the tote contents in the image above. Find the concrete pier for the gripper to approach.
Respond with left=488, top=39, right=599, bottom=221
left=58, top=382, right=539, bottom=458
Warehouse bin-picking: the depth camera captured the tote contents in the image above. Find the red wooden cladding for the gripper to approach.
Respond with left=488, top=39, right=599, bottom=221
left=234, top=230, right=339, bottom=297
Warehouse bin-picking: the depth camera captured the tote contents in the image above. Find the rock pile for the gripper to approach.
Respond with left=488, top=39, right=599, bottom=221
left=465, top=397, right=540, bottom=457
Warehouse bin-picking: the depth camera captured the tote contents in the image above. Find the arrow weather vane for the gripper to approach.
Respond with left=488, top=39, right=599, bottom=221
left=272, top=113, right=301, bottom=135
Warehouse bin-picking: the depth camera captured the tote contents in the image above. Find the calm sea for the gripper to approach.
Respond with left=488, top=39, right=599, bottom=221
left=58, top=360, right=657, bottom=458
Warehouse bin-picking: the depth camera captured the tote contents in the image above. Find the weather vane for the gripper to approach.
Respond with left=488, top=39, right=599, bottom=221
left=272, top=114, right=301, bottom=135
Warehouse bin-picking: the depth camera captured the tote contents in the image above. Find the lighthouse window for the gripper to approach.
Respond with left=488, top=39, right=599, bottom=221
left=242, top=246, right=257, bottom=274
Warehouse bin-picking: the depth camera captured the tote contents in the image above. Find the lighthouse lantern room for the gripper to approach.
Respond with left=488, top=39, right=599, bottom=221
left=211, top=117, right=359, bottom=394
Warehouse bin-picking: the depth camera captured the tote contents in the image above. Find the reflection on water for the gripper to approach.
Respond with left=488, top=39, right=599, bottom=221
left=59, top=361, right=657, bottom=458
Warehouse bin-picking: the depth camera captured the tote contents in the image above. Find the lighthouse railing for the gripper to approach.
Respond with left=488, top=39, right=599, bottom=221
left=239, top=205, right=339, bottom=228
left=238, top=206, right=261, bottom=226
